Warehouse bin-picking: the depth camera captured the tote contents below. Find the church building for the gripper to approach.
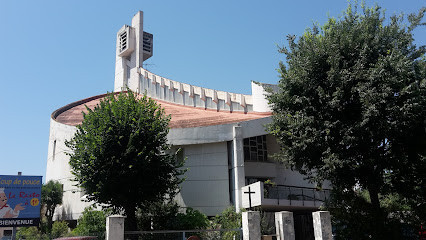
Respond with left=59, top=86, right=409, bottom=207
left=45, top=11, right=330, bottom=221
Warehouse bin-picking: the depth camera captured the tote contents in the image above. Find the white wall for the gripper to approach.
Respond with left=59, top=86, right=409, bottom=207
left=264, top=134, right=325, bottom=188
left=46, top=119, right=94, bottom=220
left=251, top=81, right=278, bottom=112
left=177, top=142, right=230, bottom=216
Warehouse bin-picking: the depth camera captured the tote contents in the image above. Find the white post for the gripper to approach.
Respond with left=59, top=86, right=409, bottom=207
left=106, top=215, right=125, bottom=240
left=232, top=125, right=245, bottom=212
left=312, top=211, right=332, bottom=240
left=275, top=211, right=295, bottom=240
left=242, top=211, right=261, bottom=240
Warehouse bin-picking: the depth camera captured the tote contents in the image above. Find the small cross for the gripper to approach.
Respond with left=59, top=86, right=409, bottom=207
left=244, top=187, right=256, bottom=210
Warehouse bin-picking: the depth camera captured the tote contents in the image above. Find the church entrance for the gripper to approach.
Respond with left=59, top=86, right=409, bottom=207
left=293, top=212, right=315, bottom=240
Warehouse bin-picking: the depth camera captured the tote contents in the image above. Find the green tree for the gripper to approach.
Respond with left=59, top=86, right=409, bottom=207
left=66, top=90, right=185, bottom=230
left=41, top=180, right=63, bottom=233
left=268, top=3, right=425, bottom=239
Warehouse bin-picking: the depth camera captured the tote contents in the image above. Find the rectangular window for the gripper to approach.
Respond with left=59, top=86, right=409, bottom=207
left=119, top=31, right=128, bottom=53
left=243, top=135, right=268, bottom=162
left=142, top=32, right=153, bottom=53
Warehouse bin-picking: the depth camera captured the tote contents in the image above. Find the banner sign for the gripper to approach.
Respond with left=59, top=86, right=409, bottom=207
left=0, top=175, right=42, bottom=227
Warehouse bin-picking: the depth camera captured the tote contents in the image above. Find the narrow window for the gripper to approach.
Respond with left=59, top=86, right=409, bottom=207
left=52, top=140, right=57, bottom=161
left=127, top=66, right=131, bottom=80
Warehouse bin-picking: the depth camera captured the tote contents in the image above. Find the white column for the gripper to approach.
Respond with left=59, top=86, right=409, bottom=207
left=114, top=54, right=127, bottom=92
left=251, top=81, right=271, bottom=112
left=232, top=125, right=245, bottom=212
left=131, top=11, right=144, bottom=68
left=106, top=215, right=125, bottom=240
left=312, top=211, right=333, bottom=240
left=242, top=211, right=261, bottom=240
left=275, top=211, right=295, bottom=240
left=128, top=67, right=140, bottom=92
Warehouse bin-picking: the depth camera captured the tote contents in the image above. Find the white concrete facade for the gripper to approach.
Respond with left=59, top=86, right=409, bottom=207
left=46, top=119, right=94, bottom=219
left=175, top=142, right=229, bottom=216
left=45, top=11, right=327, bottom=220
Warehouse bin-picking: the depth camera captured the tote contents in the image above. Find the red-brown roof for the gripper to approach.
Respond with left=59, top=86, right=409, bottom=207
left=52, top=93, right=271, bottom=129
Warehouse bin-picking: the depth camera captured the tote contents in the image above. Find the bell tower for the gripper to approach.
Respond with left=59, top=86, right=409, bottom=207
left=114, top=11, right=153, bottom=92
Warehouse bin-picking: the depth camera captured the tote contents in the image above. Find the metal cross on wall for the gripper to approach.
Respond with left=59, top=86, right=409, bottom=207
left=244, top=187, right=255, bottom=210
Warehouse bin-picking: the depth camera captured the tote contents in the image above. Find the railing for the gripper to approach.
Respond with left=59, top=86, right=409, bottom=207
left=124, top=228, right=242, bottom=240
left=264, top=184, right=331, bottom=206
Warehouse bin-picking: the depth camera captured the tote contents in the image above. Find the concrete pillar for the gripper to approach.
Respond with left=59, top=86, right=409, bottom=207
left=106, top=215, right=125, bottom=240
left=114, top=55, right=127, bottom=92
left=312, top=211, right=332, bottom=240
left=232, top=125, right=245, bottom=212
left=131, top=11, right=144, bottom=68
left=242, top=211, right=261, bottom=240
left=275, top=211, right=295, bottom=240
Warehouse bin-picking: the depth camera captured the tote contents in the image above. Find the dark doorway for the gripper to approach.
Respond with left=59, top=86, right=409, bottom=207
left=294, top=212, right=315, bottom=240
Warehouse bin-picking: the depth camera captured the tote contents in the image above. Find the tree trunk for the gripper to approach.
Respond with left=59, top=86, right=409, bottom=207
left=125, top=205, right=138, bottom=231
left=46, top=207, right=54, bottom=233
left=368, top=185, right=385, bottom=239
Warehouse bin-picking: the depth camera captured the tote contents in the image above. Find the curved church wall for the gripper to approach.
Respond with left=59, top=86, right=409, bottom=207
left=45, top=119, right=94, bottom=220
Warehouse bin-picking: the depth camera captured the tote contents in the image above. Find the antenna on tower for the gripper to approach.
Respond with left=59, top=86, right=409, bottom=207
left=143, top=63, right=156, bottom=71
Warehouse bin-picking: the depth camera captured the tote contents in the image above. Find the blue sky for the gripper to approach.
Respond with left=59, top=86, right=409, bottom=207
left=0, top=0, right=424, bottom=181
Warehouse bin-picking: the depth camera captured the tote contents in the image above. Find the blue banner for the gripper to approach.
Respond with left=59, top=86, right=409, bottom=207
left=0, top=175, right=42, bottom=227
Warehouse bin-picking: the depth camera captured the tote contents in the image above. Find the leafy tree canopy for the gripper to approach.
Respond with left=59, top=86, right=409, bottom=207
left=268, top=2, right=425, bottom=239
left=66, top=91, right=185, bottom=230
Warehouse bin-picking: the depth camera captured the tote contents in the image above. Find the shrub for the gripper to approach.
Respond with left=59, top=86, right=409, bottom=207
left=175, top=208, right=209, bottom=230
left=51, top=221, right=69, bottom=239
left=16, top=226, right=48, bottom=240
left=72, top=207, right=108, bottom=239
left=207, top=206, right=244, bottom=240
left=137, top=202, right=209, bottom=231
